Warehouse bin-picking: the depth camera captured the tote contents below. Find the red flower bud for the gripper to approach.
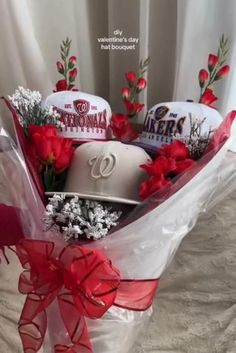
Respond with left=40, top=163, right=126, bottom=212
left=198, top=69, right=209, bottom=88
left=125, top=71, right=137, bottom=86
left=216, top=65, right=230, bottom=79
left=56, top=61, right=64, bottom=73
left=208, top=54, right=218, bottom=72
left=124, top=100, right=144, bottom=116
left=137, top=77, right=147, bottom=91
left=55, top=79, right=68, bottom=91
left=69, top=56, right=77, bottom=64
left=110, top=114, right=138, bottom=142
left=69, top=68, right=77, bottom=78
left=121, top=87, right=131, bottom=99
left=199, top=88, right=218, bottom=107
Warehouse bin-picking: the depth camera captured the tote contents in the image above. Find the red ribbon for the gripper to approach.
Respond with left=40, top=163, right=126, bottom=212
left=16, top=239, right=159, bottom=353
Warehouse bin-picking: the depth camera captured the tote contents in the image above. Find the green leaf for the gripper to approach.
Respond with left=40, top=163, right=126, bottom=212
left=61, top=53, right=66, bottom=61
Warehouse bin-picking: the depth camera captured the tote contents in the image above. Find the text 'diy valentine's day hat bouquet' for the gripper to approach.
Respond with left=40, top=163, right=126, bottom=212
left=1, top=35, right=236, bottom=353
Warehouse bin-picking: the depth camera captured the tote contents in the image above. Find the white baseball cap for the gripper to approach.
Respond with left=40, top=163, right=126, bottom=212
left=46, top=141, right=151, bottom=205
left=44, top=91, right=112, bottom=141
left=136, top=102, right=223, bottom=152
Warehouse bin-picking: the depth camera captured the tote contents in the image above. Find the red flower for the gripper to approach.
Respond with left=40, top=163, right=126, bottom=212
left=200, top=88, right=218, bottom=107
left=198, top=69, right=209, bottom=88
left=69, top=56, right=77, bottom=64
left=29, top=124, right=57, bottom=138
left=140, top=156, right=176, bottom=178
left=125, top=71, right=137, bottom=86
left=110, top=114, right=138, bottom=142
left=139, top=176, right=172, bottom=200
left=56, top=61, right=64, bottom=73
left=124, top=100, right=144, bottom=115
left=208, top=54, right=218, bottom=72
left=69, top=68, right=77, bottom=79
left=55, top=79, right=68, bottom=91
left=159, top=140, right=190, bottom=160
left=137, top=78, right=147, bottom=91
left=121, top=87, right=131, bottom=99
left=30, top=125, right=74, bottom=172
left=175, top=159, right=196, bottom=175
left=215, top=65, right=230, bottom=79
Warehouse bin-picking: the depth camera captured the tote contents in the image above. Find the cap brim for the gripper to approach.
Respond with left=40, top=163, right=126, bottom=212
left=45, top=191, right=140, bottom=205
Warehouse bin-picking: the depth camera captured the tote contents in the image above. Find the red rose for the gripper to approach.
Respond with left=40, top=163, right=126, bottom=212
left=121, top=87, right=131, bottom=99
left=30, top=125, right=74, bottom=172
left=125, top=71, right=137, bottom=86
left=55, top=79, right=68, bottom=91
left=139, top=176, right=172, bottom=200
left=137, top=78, right=147, bottom=91
left=215, top=65, right=230, bottom=79
left=69, top=68, right=77, bottom=79
left=159, top=140, right=190, bottom=160
left=200, top=88, right=218, bottom=107
left=110, top=114, right=138, bottom=142
left=28, top=124, right=57, bottom=138
left=208, top=54, right=218, bottom=72
left=140, top=156, right=176, bottom=177
left=198, top=69, right=209, bottom=88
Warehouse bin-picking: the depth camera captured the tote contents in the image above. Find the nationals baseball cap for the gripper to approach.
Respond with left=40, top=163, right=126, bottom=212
left=136, top=102, right=223, bottom=153
left=44, top=91, right=112, bottom=141
left=47, top=141, right=151, bottom=204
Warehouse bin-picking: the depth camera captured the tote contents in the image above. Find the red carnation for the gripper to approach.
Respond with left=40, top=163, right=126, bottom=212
left=121, top=87, right=131, bottom=100
left=208, top=54, right=218, bottom=72
left=137, top=78, right=147, bottom=91
left=159, top=140, right=190, bottom=160
left=215, top=65, right=230, bottom=79
left=200, top=88, right=218, bottom=107
left=110, top=114, right=138, bottom=142
left=198, top=69, right=209, bottom=88
left=139, top=176, right=172, bottom=200
left=140, top=156, right=176, bottom=178
left=125, top=71, right=137, bottom=86
left=175, top=159, right=196, bottom=175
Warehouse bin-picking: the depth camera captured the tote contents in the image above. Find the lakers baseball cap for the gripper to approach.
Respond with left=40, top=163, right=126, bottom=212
left=44, top=91, right=112, bottom=141
left=46, top=141, right=151, bottom=204
left=134, top=102, right=223, bottom=153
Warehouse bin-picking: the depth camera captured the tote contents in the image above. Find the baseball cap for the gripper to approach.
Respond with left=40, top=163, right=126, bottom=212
left=134, top=102, right=223, bottom=153
left=44, top=91, right=112, bottom=141
left=46, top=141, right=151, bottom=204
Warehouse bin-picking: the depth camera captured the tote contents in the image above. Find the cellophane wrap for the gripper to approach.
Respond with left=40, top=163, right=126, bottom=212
left=1, top=112, right=236, bottom=353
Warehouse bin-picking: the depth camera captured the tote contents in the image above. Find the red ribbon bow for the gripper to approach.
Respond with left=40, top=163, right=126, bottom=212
left=16, top=239, right=120, bottom=353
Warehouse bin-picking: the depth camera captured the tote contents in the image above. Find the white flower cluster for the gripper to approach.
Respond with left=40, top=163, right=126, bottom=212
left=44, top=194, right=122, bottom=241
left=8, top=86, right=61, bottom=129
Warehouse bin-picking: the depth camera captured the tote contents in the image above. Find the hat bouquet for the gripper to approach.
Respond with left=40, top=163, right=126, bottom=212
left=1, top=35, right=236, bottom=353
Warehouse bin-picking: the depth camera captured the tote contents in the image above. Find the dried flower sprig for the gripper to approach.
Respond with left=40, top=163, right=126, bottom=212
left=198, top=35, right=230, bottom=107
left=44, top=194, right=122, bottom=241
left=55, top=38, right=78, bottom=91
left=8, top=86, right=61, bottom=131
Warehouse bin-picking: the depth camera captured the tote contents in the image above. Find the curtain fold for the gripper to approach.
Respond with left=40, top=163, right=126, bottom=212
left=0, top=0, right=235, bottom=131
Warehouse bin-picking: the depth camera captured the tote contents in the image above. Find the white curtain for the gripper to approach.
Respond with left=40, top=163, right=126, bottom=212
left=0, top=0, right=236, bottom=132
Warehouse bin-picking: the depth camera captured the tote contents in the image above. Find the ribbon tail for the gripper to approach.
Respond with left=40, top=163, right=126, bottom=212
left=56, top=292, right=93, bottom=353
left=19, top=293, right=47, bottom=353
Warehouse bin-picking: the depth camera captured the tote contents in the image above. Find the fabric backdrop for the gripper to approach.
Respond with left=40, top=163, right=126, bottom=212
left=0, top=0, right=236, bottom=134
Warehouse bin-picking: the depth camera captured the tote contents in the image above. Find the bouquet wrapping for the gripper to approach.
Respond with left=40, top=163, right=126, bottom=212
left=0, top=107, right=236, bottom=353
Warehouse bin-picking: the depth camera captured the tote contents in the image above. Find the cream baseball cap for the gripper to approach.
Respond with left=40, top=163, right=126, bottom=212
left=47, top=141, right=151, bottom=205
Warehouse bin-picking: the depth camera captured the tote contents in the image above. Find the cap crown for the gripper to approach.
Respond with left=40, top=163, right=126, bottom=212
left=64, top=141, right=151, bottom=204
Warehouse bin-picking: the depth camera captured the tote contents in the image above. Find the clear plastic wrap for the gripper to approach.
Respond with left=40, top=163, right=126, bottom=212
left=0, top=111, right=236, bottom=353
